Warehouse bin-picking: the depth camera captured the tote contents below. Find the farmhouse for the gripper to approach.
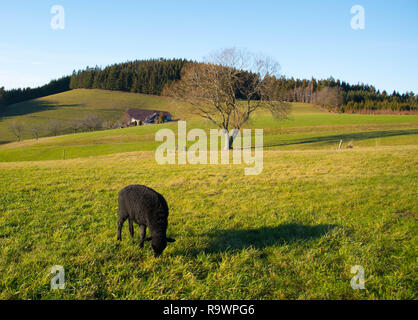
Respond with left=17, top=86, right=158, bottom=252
left=123, top=109, right=173, bottom=125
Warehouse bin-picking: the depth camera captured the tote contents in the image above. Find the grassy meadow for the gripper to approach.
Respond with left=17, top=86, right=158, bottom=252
left=0, top=90, right=417, bottom=299
left=0, top=89, right=417, bottom=162
left=0, top=89, right=195, bottom=144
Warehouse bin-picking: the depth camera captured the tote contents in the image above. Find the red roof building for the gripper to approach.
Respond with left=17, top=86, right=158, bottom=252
left=124, top=109, right=173, bottom=125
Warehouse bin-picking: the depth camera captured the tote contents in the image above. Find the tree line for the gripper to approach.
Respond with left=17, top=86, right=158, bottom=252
left=1, top=58, right=417, bottom=114
left=0, top=76, right=71, bottom=111
left=269, top=76, right=417, bottom=113
left=0, top=58, right=187, bottom=111
left=52, top=61, right=418, bottom=113
left=69, top=58, right=188, bottom=95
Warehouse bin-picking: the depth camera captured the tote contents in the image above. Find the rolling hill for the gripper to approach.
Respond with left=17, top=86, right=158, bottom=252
left=0, top=89, right=417, bottom=162
left=0, top=89, right=196, bottom=144
left=0, top=88, right=417, bottom=299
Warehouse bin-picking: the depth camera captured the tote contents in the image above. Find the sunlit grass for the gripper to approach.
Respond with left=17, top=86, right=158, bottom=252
left=0, top=89, right=196, bottom=143
left=1, top=91, right=417, bottom=162
left=0, top=90, right=417, bottom=299
left=0, top=146, right=416, bottom=299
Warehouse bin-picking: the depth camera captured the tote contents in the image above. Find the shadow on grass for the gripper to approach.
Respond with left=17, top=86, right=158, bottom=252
left=267, top=129, right=418, bottom=148
left=179, top=223, right=338, bottom=256
left=0, top=100, right=84, bottom=119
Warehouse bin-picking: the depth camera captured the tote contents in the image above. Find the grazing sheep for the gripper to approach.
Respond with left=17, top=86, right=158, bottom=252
left=117, top=185, right=175, bottom=257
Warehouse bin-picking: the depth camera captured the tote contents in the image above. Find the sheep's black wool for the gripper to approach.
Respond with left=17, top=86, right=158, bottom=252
left=117, top=185, right=175, bottom=257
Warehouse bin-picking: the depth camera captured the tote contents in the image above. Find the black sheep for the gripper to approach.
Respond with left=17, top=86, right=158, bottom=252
left=117, top=185, right=175, bottom=257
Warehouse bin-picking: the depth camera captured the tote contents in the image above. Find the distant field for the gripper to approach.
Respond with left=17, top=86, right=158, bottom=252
left=0, top=147, right=416, bottom=299
left=0, top=89, right=196, bottom=144
left=0, top=90, right=417, bottom=162
left=0, top=89, right=417, bottom=299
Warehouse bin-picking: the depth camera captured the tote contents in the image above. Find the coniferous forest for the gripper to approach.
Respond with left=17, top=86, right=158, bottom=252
left=0, top=76, right=71, bottom=110
left=1, top=58, right=417, bottom=113
left=68, top=58, right=187, bottom=95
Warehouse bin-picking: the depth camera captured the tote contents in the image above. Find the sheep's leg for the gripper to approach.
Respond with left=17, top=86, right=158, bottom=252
left=117, top=215, right=127, bottom=241
left=139, top=225, right=146, bottom=248
left=129, top=219, right=134, bottom=239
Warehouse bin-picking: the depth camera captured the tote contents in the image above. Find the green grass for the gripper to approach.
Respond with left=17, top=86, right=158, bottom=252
left=0, top=89, right=417, bottom=299
left=0, top=89, right=195, bottom=143
left=0, top=90, right=417, bottom=162
left=0, top=147, right=416, bottom=299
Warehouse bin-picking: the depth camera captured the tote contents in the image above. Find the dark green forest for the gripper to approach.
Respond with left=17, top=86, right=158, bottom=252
left=0, top=76, right=71, bottom=109
left=1, top=58, right=417, bottom=113
left=69, top=58, right=187, bottom=95
left=271, top=76, right=417, bottom=113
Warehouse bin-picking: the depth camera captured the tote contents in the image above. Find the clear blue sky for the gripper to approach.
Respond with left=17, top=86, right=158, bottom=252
left=1, top=0, right=417, bottom=93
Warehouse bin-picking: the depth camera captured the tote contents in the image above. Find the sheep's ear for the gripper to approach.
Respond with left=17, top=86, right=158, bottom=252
left=166, top=237, right=176, bottom=243
left=145, top=237, right=152, bottom=241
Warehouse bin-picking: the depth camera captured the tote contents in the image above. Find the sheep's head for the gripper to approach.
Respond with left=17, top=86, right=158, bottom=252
left=148, top=236, right=176, bottom=257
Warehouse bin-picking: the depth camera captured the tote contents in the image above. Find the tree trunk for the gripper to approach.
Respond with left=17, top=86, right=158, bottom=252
left=224, top=129, right=240, bottom=150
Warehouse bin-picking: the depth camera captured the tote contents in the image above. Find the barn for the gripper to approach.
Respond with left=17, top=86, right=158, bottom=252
left=123, top=109, right=173, bottom=125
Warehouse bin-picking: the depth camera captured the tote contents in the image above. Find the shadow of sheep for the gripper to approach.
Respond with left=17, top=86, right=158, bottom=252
left=178, top=223, right=339, bottom=256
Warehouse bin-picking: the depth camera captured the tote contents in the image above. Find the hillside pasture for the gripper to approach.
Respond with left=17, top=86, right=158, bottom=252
left=0, top=146, right=416, bottom=299
left=0, top=89, right=195, bottom=144
left=0, top=89, right=417, bottom=300
left=0, top=90, right=417, bottom=162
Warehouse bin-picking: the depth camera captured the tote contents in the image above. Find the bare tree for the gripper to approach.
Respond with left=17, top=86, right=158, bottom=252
left=82, top=114, right=103, bottom=131
left=69, top=119, right=83, bottom=134
left=163, top=48, right=290, bottom=149
left=29, top=123, right=43, bottom=140
left=48, top=119, right=63, bottom=136
left=8, top=120, right=25, bottom=141
left=313, top=86, right=344, bottom=110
